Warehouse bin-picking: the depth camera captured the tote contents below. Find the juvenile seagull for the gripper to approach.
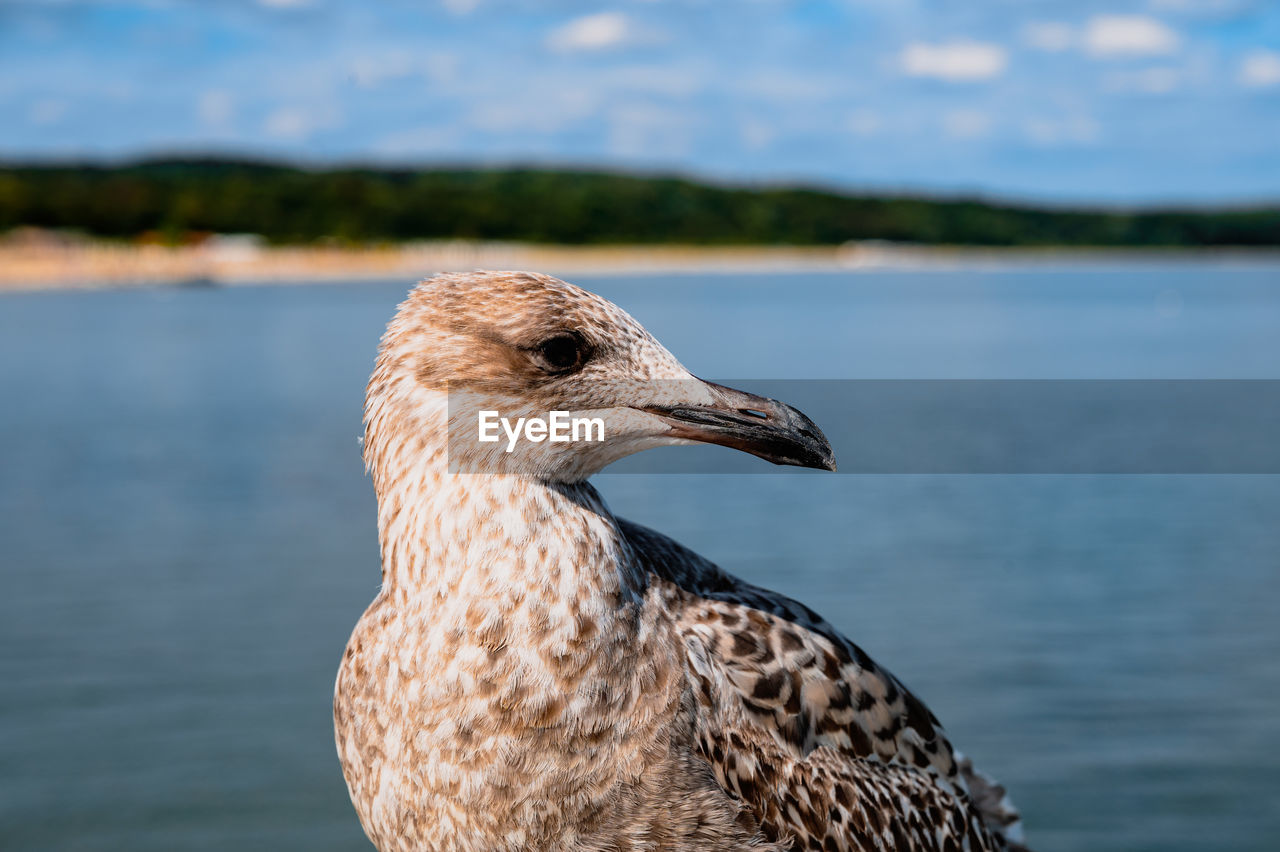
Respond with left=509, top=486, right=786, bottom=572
left=335, top=271, right=1026, bottom=852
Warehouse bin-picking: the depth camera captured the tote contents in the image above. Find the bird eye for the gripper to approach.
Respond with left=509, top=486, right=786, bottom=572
left=532, top=332, right=589, bottom=374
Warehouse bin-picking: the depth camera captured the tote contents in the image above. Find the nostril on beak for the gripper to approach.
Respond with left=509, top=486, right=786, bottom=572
left=740, top=408, right=770, bottom=420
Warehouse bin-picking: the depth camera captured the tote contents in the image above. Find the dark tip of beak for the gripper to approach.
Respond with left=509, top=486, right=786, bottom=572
left=641, top=381, right=837, bottom=472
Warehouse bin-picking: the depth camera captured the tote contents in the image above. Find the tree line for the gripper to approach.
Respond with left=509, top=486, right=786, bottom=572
left=1, top=157, right=1277, bottom=247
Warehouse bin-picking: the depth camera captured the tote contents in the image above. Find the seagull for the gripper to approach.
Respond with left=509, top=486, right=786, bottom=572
left=334, top=271, right=1027, bottom=852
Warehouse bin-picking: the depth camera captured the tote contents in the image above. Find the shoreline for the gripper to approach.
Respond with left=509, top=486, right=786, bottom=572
left=3, top=237, right=1279, bottom=292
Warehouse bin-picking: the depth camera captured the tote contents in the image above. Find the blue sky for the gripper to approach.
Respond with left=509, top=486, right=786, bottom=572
left=3, top=0, right=1279, bottom=204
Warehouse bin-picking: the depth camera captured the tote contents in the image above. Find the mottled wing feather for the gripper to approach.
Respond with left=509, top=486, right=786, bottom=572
left=670, top=586, right=959, bottom=776
left=679, top=623, right=1004, bottom=852
left=621, top=519, right=957, bottom=774
left=620, top=519, right=1024, bottom=849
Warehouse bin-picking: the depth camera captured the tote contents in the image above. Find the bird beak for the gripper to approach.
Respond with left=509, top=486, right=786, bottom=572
left=638, top=381, right=837, bottom=471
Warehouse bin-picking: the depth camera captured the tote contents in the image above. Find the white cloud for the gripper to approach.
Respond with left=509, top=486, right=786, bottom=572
left=441, top=0, right=480, bottom=14
left=28, top=99, right=66, bottom=126
left=265, top=108, right=309, bottom=138
left=347, top=51, right=458, bottom=89
left=547, top=12, right=633, bottom=53
left=1024, top=115, right=1101, bottom=146
left=1084, top=15, right=1179, bottom=57
left=739, top=118, right=775, bottom=151
left=847, top=109, right=882, bottom=137
left=607, top=103, right=695, bottom=158
left=258, top=0, right=310, bottom=8
left=348, top=53, right=415, bottom=88
left=374, top=125, right=463, bottom=157
left=1148, top=0, right=1242, bottom=15
left=263, top=104, right=340, bottom=140
left=1104, top=66, right=1182, bottom=94
left=900, top=41, right=1007, bottom=82
left=1023, top=21, right=1075, bottom=53
left=467, top=88, right=597, bottom=134
left=424, top=54, right=460, bottom=84
left=197, top=90, right=234, bottom=128
left=603, top=63, right=705, bottom=98
left=942, top=109, right=990, bottom=139
left=1239, top=50, right=1280, bottom=88
left=735, top=70, right=836, bottom=102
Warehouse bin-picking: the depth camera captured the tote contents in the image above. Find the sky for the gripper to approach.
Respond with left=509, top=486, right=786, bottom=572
left=2, top=0, right=1279, bottom=205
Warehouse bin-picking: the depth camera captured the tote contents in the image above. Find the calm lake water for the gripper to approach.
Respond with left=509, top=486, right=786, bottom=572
left=2, top=262, right=1279, bottom=851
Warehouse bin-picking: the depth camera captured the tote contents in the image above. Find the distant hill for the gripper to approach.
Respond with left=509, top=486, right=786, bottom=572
left=1, top=158, right=1277, bottom=247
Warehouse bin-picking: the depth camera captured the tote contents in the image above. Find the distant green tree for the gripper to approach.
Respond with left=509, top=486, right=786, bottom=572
left=1, top=158, right=1276, bottom=247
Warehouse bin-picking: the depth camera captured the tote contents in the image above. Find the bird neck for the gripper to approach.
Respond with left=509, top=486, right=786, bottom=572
left=366, top=392, right=649, bottom=620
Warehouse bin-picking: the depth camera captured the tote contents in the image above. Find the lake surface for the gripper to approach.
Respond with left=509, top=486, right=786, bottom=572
left=2, top=262, right=1279, bottom=851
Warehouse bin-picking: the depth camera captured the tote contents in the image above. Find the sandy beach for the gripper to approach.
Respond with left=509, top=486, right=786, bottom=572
left=0, top=235, right=846, bottom=291
left=2, top=232, right=1277, bottom=292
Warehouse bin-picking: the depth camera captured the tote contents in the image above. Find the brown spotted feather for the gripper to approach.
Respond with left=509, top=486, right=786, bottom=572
left=624, top=518, right=1025, bottom=849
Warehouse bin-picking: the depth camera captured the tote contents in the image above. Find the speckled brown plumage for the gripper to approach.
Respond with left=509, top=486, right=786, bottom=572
left=334, top=271, right=1027, bottom=852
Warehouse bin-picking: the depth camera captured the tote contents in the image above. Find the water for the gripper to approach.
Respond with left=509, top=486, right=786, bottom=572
left=2, top=262, right=1278, bottom=851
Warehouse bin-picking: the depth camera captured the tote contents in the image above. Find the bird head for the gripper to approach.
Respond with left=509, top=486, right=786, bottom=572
left=366, top=271, right=835, bottom=483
